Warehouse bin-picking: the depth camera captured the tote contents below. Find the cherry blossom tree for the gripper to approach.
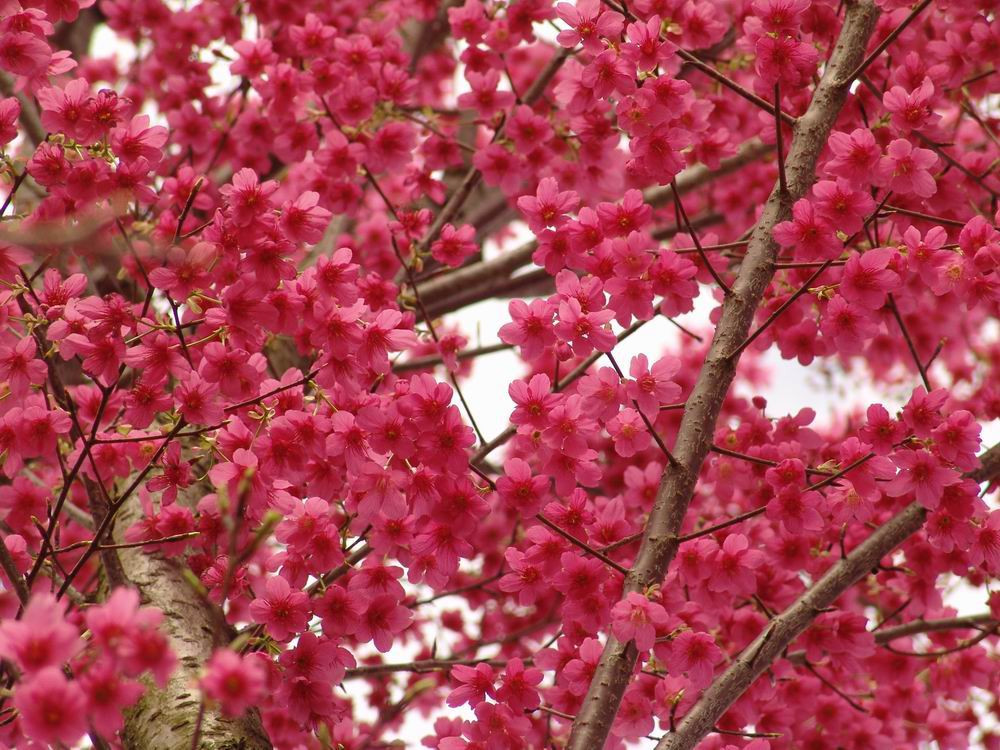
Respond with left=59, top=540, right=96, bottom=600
left=0, top=0, right=998, bottom=748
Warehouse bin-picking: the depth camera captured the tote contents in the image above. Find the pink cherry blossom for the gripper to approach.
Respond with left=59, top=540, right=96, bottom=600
left=626, top=353, right=681, bottom=415
left=0, top=4, right=998, bottom=749
left=80, top=664, right=146, bottom=737
left=662, top=630, right=721, bottom=689
left=497, top=457, right=548, bottom=516
left=611, top=592, right=670, bottom=652
left=555, top=0, right=624, bottom=54
left=811, top=179, right=875, bottom=236
left=249, top=576, right=312, bottom=642
left=13, top=667, right=88, bottom=746
left=431, top=223, right=477, bottom=267
left=755, top=34, right=818, bottom=88
left=607, top=407, right=651, bottom=457
left=706, top=534, right=765, bottom=596
left=496, top=658, right=543, bottom=712
left=448, top=662, right=497, bottom=707
left=554, top=298, right=616, bottom=356
left=885, top=449, right=961, bottom=509
left=355, top=594, right=412, bottom=653
left=220, top=167, right=279, bottom=226
left=839, top=247, right=901, bottom=310
left=0, top=593, right=81, bottom=673
left=877, top=138, right=939, bottom=197
left=826, top=128, right=883, bottom=186
left=201, top=649, right=266, bottom=717
left=0, top=337, right=47, bottom=398
left=883, top=77, right=940, bottom=132
left=517, top=177, right=580, bottom=233
left=773, top=198, right=841, bottom=260
left=968, top=512, right=1000, bottom=574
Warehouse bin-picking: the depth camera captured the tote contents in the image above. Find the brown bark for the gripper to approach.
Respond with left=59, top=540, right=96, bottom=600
left=51, top=7, right=105, bottom=61
left=0, top=73, right=45, bottom=146
left=566, top=3, right=882, bottom=748
left=871, top=613, right=998, bottom=644
left=415, top=139, right=772, bottom=319
left=113, top=492, right=272, bottom=750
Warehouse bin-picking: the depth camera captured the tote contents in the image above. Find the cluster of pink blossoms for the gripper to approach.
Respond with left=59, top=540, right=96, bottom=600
left=0, top=590, right=169, bottom=744
left=0, top=0, right=997, bottom=748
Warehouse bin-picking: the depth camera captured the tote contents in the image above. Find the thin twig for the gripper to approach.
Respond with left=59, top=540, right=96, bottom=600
left=0, top=542, right=28, bottom=605
left=881, top=624, right=998, bottom=658
left=872, top=613, right=996, bottom=643
left=411, top=571, right=505, bottom=607
left=714, top=727, right=782, bottom=739
left=802, top=661, right=867, bottom=713
left=727, top=259, right=835, bottom=359
left=880, top=205, right=966, bottom=227
left=535, top=514, right=629, bottom=576
left=392, top=342, right=513, bottom=373
left=605, top=351, right=678, bottom=467
left=49, top=531, right=200, bottom=555
left=345, top=656, right=514, bottom=678
left=844, top=0, right=932, bottom=84
left=886, top=294, right=931, bottom=390
left=710, top=443, right=834, bottom=476
left=677, top=506, right=766, bottom=542
left=805, top=450, right=877, bottom=492
left=0, top=169, right=28, bottom=218
left=672, top=178, right=731, bottom=294
left=675, top=49, right=796, bottom=127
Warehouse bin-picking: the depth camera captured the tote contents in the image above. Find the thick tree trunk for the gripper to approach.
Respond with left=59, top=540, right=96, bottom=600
left=113, top=494, right=272, bottom=750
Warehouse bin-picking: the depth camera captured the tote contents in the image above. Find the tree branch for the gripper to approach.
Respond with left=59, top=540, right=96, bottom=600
left=655, top=440, right=1000, bottom=750
left=844, top=0, right=932, bottom=84
left=566, top=4, right=881, bottom=747
left=114, top=485, right=272, bottom=749
left=872, top=614, right=997, bottom=644
left=413, top=47, right=570, bottom=259
left=392, top=341, right=513, bottom=373
left=416, top=139, right=773, bottom=320
left=345, top=656, right=513, bottom=679
left=0, top=541, right=28, bottom=606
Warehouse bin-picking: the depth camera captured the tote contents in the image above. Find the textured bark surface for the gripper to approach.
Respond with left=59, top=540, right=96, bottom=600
left=566, top=3, right=882, bottom=748
left=114, top=493, right=272, bottom=750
